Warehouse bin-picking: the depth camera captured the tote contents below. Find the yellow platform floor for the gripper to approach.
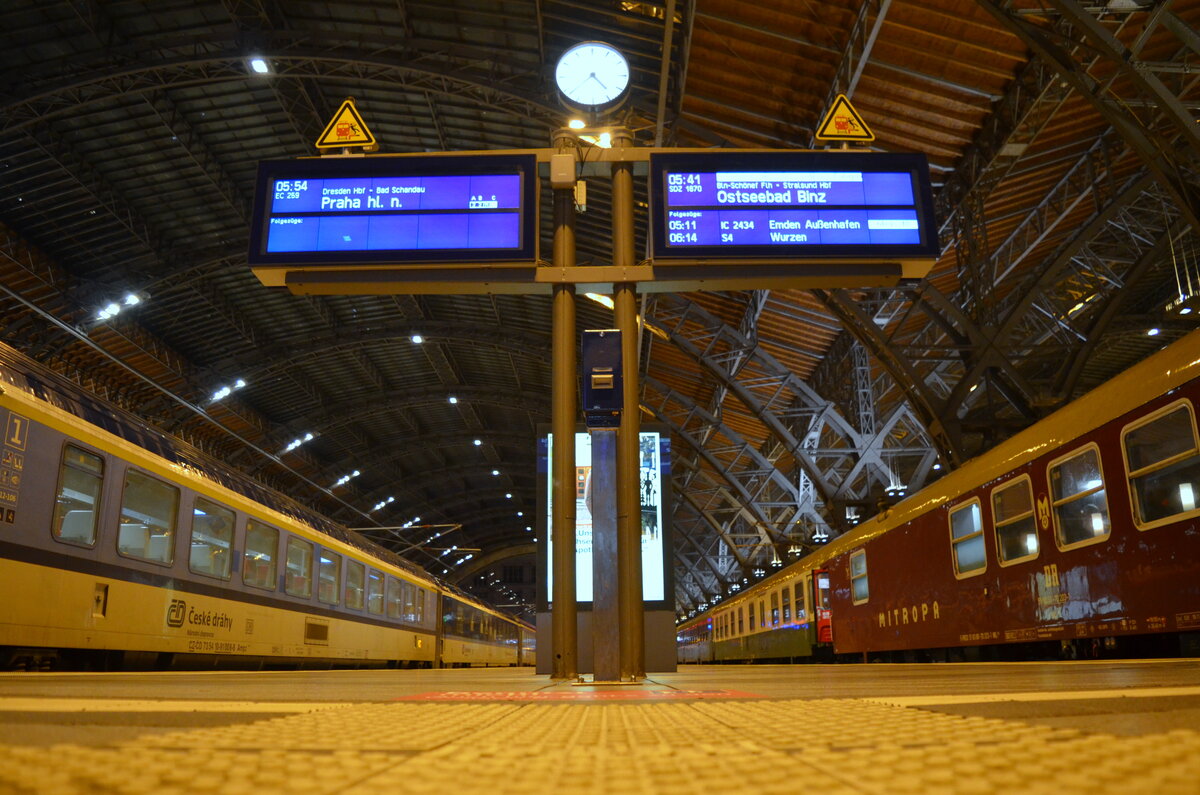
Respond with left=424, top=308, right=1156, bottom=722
left=2, top=662, right=1199, bottom=794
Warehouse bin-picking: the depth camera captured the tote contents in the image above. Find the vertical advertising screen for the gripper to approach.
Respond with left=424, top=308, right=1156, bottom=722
left=538, top=430, right=671, bottom=607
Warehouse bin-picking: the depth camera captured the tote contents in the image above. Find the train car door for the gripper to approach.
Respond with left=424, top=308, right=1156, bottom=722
left=814, top=568, right=833, bottom=644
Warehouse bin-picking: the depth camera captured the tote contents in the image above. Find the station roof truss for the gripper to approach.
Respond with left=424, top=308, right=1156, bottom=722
left=1, top=0, right=1197, bottom=617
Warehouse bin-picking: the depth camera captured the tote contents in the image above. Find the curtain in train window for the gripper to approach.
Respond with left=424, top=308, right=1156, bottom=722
left=992, top=477, right=1039, bottom=564
left=770, top=592, right=780, bottom=625
left=366, top=570, right=385, bottom=615
left=386, top=577, right=403, bottom=619
left=189, top=497, right=234, bottom=579
left=344, top=560, right=365, bottom=609
left=52, top=445, right=104, bottom=545
left=850, top=549, right=869, bottom=603
left=285, top=537, right=313, bottom=598
left=782, top=586, right=792, bottom=622
left=242, top=520, right=278, bottom=590
left=1049, top=446, right=1111, bottom=547
left=949, top=500, right=986, bottom=576
left=118, top=470, right=178, bottom=564
left=318, top=550, right=341, bottom=605
left=1123, top=403, right=1200, bottom=527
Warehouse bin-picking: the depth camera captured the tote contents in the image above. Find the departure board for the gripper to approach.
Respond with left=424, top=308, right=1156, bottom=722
left=248, top=154, right=538, bottom=267
left=649, top=151, right=938, bottom=263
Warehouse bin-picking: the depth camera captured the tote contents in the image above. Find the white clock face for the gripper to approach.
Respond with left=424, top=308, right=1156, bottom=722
left=555, top=42, right=630, bottom=108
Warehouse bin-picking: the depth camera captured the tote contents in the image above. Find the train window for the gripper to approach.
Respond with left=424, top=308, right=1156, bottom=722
left=1122, top=401, right=1200, bottom=529
left=366, top=570, right=384, bottom=615
left=284, top=537, right=313, bottom=598
left=386, top=577, right=403, bottom=619
left=345, top=560, right=365, bottom=610
left=318, top=550, right=341, bottom=605
left=770, top=592, right=780, bottom=625
left=747, top=603, right=755, bottom=632
left=415, top=588, right=426, bottom=623
left=782, top=587, right=791, bottom=622
left=1049, top=445, right=1111, bottom=549
left=949, top=500, right=986, bottom=578
left=738, top=607, right=744, bottom=635
left=188, top=497, right=234, bottom=580
left=850, top=550, right=869, bottom=604
left=760, top=599, right=767, bottom=628
left=992, top=476, right=1039, bottom=565
left=117, top=469, right=178, bottom=565
left=242, top=520, right=278, bottom=590
left=794, top=582, right=806, bottom=622
left=52, top=445, right=104, bottom=546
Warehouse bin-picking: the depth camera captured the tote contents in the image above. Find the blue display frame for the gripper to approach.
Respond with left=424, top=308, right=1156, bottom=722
left=649, top=151, right=938, bottom=263
left=248, top=154, right=539, bottom=267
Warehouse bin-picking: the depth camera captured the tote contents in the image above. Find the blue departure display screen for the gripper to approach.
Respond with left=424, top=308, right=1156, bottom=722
left=248, top=154, right=537, bottom=266
left=649, top=152, right=938, bottom=262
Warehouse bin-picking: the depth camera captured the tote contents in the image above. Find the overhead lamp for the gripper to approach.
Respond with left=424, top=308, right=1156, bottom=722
left=95, top=291, right=147, bottom=322
left=411, top=334, right=424, bottom=344
left=448, top=396, right=458, bottom=404
left=517, top=511, right=524, bottom=517
left=568, top=118, right=586, bottom=130
left=492, top=470, right=500, bottom=476
left=282, top=432, right=315, bottom=453
left=473, top=439, right=482, bottom=446
left=506, top=493, right=512, bottom=499
left=248, top=56, right=272, bottom=75
left=1148, top=327, right=1161, bottom=336
left=585, top=293, right=614, bottom=309
left=932, top=463, right=942, bottom=471
left=332, top=469, right=361, bottom=488
left=210, top=379, right=247, bottom=402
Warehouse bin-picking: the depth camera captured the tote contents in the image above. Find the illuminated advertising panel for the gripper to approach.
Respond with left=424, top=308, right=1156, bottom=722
left=649, top=151, right=938, bottom=263
left=248, top=154, right=538, bottom=266
left=537, top=430, right=671, bottom=608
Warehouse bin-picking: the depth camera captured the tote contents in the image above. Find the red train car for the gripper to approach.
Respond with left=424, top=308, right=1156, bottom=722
left=679, top=329, right=1200, bottom=662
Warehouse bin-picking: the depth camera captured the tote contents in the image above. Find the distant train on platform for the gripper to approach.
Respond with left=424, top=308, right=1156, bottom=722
left=0, top=343, right=532, bottom=671
left=679, top=329, right=1200, bottom=663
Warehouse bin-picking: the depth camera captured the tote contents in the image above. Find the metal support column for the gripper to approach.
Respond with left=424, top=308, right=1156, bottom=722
left=612, top=129, right=644, bottom=680
left=551, top=132, right=578, bottom=681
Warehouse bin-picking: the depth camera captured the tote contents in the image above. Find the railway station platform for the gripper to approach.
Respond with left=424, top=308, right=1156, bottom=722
left=1, top=660, right=1199, bottom=794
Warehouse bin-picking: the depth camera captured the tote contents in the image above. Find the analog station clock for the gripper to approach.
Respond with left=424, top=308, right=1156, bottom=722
left=555, top=41, right=630, bottom=113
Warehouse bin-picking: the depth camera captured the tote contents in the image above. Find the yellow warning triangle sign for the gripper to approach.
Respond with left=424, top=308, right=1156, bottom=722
left=814, top=94, right=875, bottom=142
left=315, top=98, right=377, bottom=149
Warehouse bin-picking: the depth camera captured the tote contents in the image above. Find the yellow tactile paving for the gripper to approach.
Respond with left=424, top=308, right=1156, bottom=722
left=2, top=698, right=1200, bottom=794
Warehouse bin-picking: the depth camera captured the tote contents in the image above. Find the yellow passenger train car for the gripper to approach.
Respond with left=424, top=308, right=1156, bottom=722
left=0, top=342, right=531, bottom=670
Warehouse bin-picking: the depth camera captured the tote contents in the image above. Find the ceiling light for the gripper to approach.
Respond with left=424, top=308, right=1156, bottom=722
left=585, top=293, right=614, bottom=309
left=1148, top=327, right=1160, bottom=336
left=568, top=118, right=586, bottom=130
left=1182, top=307, right=1194, bottom=315
left=123, top=293, right=141, bottom=307
left=473, top=439, right=482, bottom=446
left=932, top=463, right=942, bottom=471
left=448, top=396, right=458, bottom=404
left=506, top=493, right=512, bottom=499
left=411, top=334, right=423, bottom=344
left=248, top=56, right=271, bottom=74
left=492, top=470, right=500, bottom=476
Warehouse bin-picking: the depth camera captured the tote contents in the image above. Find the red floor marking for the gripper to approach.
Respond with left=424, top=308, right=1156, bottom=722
left=394, top=689, right=764, bottom=702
